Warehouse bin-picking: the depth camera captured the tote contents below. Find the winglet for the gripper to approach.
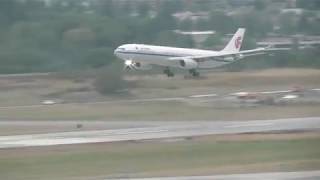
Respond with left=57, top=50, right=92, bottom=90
left=222, top=28, right=246, bottom=53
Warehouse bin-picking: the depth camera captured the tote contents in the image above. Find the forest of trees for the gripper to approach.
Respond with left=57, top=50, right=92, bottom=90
left=0, top=0, right=319, bottom=74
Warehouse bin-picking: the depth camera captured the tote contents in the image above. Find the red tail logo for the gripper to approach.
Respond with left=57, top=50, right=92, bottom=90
left=235, top=36, right=242, bottom=49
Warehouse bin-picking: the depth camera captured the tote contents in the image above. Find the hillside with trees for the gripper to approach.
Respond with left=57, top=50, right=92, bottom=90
left=0, top=0, right=319, bottom=74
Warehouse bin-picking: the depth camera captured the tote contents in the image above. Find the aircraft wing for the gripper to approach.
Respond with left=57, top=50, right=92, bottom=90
left=169, top=47, right=290, bottom=62
left=236, top=47, right=290, bottom=58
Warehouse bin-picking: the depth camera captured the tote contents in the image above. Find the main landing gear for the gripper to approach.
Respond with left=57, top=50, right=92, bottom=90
left=163, top=68, right=200, bottom=77
left=189, top=69, right=200, bottom=77
left=163, top=67, right=174, bottom=77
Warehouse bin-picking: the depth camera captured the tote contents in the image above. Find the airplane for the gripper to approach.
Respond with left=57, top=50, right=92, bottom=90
left=114, top=28, right=285, bottom=77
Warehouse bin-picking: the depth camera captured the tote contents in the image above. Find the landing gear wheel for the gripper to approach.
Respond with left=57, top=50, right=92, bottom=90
left=193, top=71, right=200, bottom=77
left=168, top=72, right=174, bottom=77
left=189, top=69, right=200, bottom=77
left=164, top=68, right=174, bottom=77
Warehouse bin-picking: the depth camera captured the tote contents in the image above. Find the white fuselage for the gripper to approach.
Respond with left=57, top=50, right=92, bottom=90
left=114, top=29, right=249, bottom=73
left=114, top=44, right=231, bottom=69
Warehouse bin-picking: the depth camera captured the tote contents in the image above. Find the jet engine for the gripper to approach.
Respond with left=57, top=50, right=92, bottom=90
left=124, top=60, right=152, bottom=70
left=179, top=59, right=198, bottom=69
left=223, top=56, right=235, bottom=61
left=224, top=54, right=244, bottom=62
left=236, top=54, right=244, bottom=59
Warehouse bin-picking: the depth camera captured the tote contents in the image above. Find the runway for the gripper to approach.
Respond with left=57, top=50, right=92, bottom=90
left=115, top=170, right=320, bottom=180
left=0, top=117, right=319, bottom=149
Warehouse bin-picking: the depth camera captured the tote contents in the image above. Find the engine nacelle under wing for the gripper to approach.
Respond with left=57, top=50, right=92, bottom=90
left=179, top=58, right=198, bottom=69
left=223, top=54, right=244, bottom=62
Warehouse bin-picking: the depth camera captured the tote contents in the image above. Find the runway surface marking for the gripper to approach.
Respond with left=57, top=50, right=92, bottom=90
left=189, top=94, right=217, bottom=98
left=0, top=117, right=319, bottom=149
left=225, top=122, right=274, bottom=128
left=113, top=170, right=320, bottom=180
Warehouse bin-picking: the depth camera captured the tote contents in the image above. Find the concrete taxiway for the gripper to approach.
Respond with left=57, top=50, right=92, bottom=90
left=0, top=117, right=319, bottom=149
left=114, top=170, right=320, bottom=180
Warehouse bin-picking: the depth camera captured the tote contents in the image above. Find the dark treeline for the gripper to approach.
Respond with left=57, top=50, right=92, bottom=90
left=0, top=0, right=319, bottom=73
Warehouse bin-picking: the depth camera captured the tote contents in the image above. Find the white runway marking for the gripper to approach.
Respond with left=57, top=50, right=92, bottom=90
left=260, top=90, right=292, bottom=94
left=116, top=170, right=320, bottom=180
left=189, top=94, right=217, bottom=98
left=225, top=122, right=274, bottom=128
left=112, top=129, right=169, bottom=135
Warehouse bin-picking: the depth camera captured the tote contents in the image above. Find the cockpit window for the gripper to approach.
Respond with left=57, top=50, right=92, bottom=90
left=118, top=48, right=125, bottom=51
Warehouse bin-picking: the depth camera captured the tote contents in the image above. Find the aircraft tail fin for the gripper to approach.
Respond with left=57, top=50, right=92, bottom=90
left=222, top=28, right=245, bottom=53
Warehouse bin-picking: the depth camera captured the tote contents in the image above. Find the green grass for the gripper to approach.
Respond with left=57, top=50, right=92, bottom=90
left=1, top=101, right=320, bottom=121
left=1, top=68, right=320, bottom=106
left=1, top=68, right=320, bottom=121
left=1, top=137, right=320, bottom=180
